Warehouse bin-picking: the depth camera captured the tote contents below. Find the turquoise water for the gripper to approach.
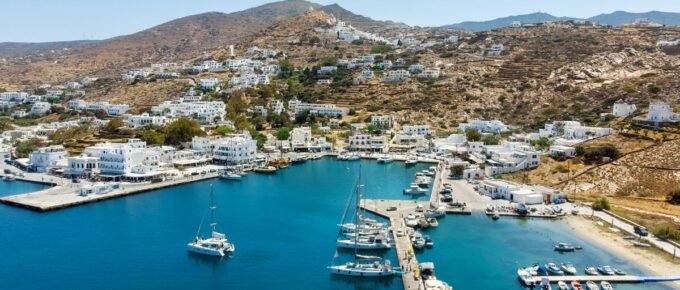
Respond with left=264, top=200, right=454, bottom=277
left=0, top=159, right=672, bottom=290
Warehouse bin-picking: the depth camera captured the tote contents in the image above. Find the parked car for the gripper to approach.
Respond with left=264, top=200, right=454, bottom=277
left=634, top=225, right=649, bottom=237
left=386, top=206, right=397, bottom=211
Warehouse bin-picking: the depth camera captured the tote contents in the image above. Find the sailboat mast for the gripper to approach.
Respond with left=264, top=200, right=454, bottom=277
left=354, top=167, right=361, bottom=261
left=210, top=184, right=216, bottom=232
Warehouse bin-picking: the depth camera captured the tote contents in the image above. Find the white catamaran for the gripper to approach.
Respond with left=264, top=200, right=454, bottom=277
left=329, top=170, right=394, bottom=277
left=187, top=185, right=235, bottom=257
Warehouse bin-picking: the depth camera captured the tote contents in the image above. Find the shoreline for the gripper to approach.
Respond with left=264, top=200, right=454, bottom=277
left=564, top=215, right=680, bottom=288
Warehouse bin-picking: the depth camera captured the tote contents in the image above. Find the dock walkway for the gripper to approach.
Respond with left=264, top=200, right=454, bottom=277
left=529, top=275, right=641, bottom=284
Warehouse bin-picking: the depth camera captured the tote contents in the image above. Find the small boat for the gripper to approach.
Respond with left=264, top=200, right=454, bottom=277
left=291, top=157, right=306, bottom=164
left=416, top=176, right=432, bottom=187
left=613, top=268, right=627, bottom=275
left=2, top=175, right=15, bottom=181
left=540, top=277, right=552, bottom=290
left=253, top=166, right=277, bottom=173
left=560, top=263, right=577, bottom=275
left=545, top=263, right=564, bottom=275
left=586, top=281, right=599, bottom=290
left=404, top=183, right=427, bottom=194
left=419, top=218, right=430, bottom=228
left=517, top=268, right=535, bottom=286
left=425, top=209, right=445, bottom=218
left=412, top=236, right=426, bottom=249
left=427, top=218, right=439, bottom=227
left=405, top=157, right=418, bottom=166
left=557, top=281, right=569, bottom=290
left=571, top=281, right=583, bottom=290
left=600, top=281, right=613, bottom=290
left=491, top=213, right=500, bottom=220
left=405, top=214, right=419, bottom=227
left=377, top=156, right=393, bottom=163
left=597, top=265, right=615, bottom=275
left=187, top=185, right=235, bottom=257
left=415, top=172, right=425, bottom=177
left=554, top=242, right=576, bottom=252
left=585, top=267, right=599, bottom=275
left=219, top=172, right=242, bottom=180
left=423, top=279, right=452, bottom=290
left=423, top=235, right=434, bottom=247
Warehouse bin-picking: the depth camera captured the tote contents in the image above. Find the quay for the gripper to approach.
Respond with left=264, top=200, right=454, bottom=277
left=0, top=167, right=223, bottom=211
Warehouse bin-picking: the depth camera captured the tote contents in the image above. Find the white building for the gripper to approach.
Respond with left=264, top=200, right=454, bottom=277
left=97, top=139, right=155, bottom=176
left=11, top=110, right=28, bottom=119
left=30, top=102, right=51, bottom=116
left=401, top=125, right=431, bottom=136
left=459, top=119, right=509, bottom=133
left=68, top=99, right=88, bottom=111
left=318, top=66, right=338, bottom=75
left=481, top=142, right=541, bottom=176
left=269, top=100, right=284, bottom=115
left=86, top=102, right=130, bottom=116
left=408, top=64, right=424, bottom=74
left=213, top=134, right=258, bottom=165
left=478, top=179, right=566, bottom=205
left=392, top=133, right=428, bottom=151
left=353, top=70, right=375, bottom=84
left=288, top=100, right=348, bottom=117
left=126, top=113, right=170, bottom=128
left=66, top=82, right=82, bottom=90
left=28, top=145, right=68, bottom=172
left=151, top=100, right=225, bottom=124
left=200, top=78, right=221, bottom=90
left=383, top=70, right=410, bottom=82
left=371, top=115, right=394, bottom=129
left=192, top=136, right=219, bottom=156
left=418, top=69, right=440, bottom=79
left=487, top=44, right=504, bottom=56
left=64, top=155, right=99, bottom=178
left=445, top=35, right=459, bottom=44
left=612, top=100, right=637, bottom=117
left=0, top=91, right=28, bottom=102
left=317, top=79, right=333, bottom=85
left=549, top=145, right=576, bottom=158
left=539, top=121, right=612, bottom=140
left=348, top=134, right=389, bottom=153
left=291, top=127, right=312, bottom=148
left=647, top=101, right=678, bottom=122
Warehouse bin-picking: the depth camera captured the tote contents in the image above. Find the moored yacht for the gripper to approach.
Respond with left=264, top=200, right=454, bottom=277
left=554, top=242, right=576, bottom=252
left=253, top=165, right=277, bottom=173
left=187, top=185, right=235, bottom=257
left=329, top=260, right=394, bottom=277
left=219, top=171, right=242, bottom=180
left=376, top=155, right=393, bottom=163
left=404, top=183, right=427, bottom=194
left=560, top=263, right=577, bottom=275
left=405, top=157, right=418, bottom=166
left=585, top=281, right=599, bottom=290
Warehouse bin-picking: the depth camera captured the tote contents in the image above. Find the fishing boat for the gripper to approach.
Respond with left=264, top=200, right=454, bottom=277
left=554, top=242, right=576, bottom=252
left=427, top=218, right=439, bottom=227
left=584, top=267, right=599, bottom=275
left=425, top=209, right=445, bottom=218
left=219, top=172, right=242, bottom=180
left=571, top=281, right=583, bottom=290
left=560, top=263, right=577, bottom=275
left=253, top=166, right=277, bottom=173
left=597, top=265, right=615, bottom=275
left=585, top=281, right=599, bottom=290
left=545, top=263, right=564, bottom=275
left=557, top=281, right=569, bottom=290
left=405, top=157, right=418, bottom=166
left=600, top=281, right=614, bottom=290
left=404, top=183, right=427, bottom=194
left=539, top=277, right=552, bottom=290
left=329, top=171, right=394, bottom=277
left=187, top=185, right=235, bottom=257
left=613, top=268, right=627, bottom=275
left=376, top=155, right=393, bottom=163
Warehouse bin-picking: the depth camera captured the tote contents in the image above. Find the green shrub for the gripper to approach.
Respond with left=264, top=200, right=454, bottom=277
left=668, top=190, right=680, bottom=205
left=591, top=197, right=611, bottom=211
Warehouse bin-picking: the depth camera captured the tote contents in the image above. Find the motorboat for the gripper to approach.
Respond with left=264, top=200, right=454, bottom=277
left=423, top=235, right=434, bottom=247
left=560, top=263, right=577, bottom=275
left=404, top=183, right=427, bottom=194
left=517, top=268, right=535, bottom=286
left=3, top=175, right=15, bottom=181
left=329, top=260, right=394, bottom=277
left=600, top=281, right=614, bottom=290
left=405, top=157, right=418, bottom=166
left=291, top=157, right=306, bottom=164
left=412, top=235, right=426, bottom=249
left=423, top=279, right=452, bottom=290
left=219, top=172, right=242, bottom=180
left=377, top=156, right=393, bottom=163
left=416, top=176, right=432, bottom=187
left=187, top=185, right=235, bottom=257
left=419, top=217, right=430, bottom=228
left=554, top=242, right=576, bottom=252
left=425, top=209, right=445, bottom=218
left=427, top=218, right=439, bottom=227
left=545, top=263, right=564, bottom=275
left=491, top=213, right=500, bottom=220
left=613, top=268, right=627, bottom=275
left=597, top=265, right=615, bottom=275
left=585, top=267, right=599, bottom=275
left=415, top=172, right=425, bottom=177
left=557, top=281, right=569, bottom=290
left=571, top=281, right=583, bottom=290
left=404, top=214, right=419, bottom=227
left=585, top=281, right=599, bottom=290
left=253, top=166, right=277, bottom=173
left=539, top=277, right=552, bottom=290
left=423, top=169, right=436, bottom=177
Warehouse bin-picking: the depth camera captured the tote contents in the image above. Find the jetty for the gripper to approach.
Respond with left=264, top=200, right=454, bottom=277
left=526, top=275, right=680, bottom=284
left=1, top=168, right=222, bottom=211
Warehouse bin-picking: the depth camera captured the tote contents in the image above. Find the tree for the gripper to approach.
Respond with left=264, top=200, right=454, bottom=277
left=164, top=117, right=205, bottom=145
left=94, top=109, right=108, bottom=119
left=276, top=127, right=291, bottom=140
left=101, top=118, right=124, bottom=134
left=213, top=125, right=233, bottom=136
left=0, top=118, right=13, bottom=133
left=668, top=190, right=680, bottom=205
left=530, top=137, right=553, bottom=150
left=481, top=134, right=500, bottom=145
left=13, top=138, right=45, bottom=158
left=365, top=124, right=381, bottom=135
left=450, top=165, right=465, bottom=178
left=465, top=129, right=482, bottom=142
left=591, top=197, right=611, bottom=211
left=319, top=56, right=338, bottom=66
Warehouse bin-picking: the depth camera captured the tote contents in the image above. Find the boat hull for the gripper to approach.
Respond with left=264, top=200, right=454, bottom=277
left=328, top=266, right=394, bottom=277
left=187, top=243, right=234, bottom=257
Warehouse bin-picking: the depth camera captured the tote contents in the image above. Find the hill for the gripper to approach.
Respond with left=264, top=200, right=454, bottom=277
left=0, top=40, right=99, bottom=58
left=442, top=11, right=680, bottom=31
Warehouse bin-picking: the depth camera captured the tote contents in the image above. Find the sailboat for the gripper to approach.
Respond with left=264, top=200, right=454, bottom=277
left=329, top=169, right=394, bottom=277
left=187, top=185, right=235, bottom=257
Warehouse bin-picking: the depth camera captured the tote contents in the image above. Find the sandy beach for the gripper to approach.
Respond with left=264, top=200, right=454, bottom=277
left=565, top=215, right=680, bottom=289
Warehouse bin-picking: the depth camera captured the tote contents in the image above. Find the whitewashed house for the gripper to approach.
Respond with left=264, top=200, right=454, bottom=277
left=68, top=99, right=88, bottom=111
left=383, top=70, right=410, bottom=82
left=317, top=79, right=333, bottom=85
left=66, top=82, right=82, bottom=90
left=64, top=155, right=99, bottom=178
left=371, top=115, right=394, bottom=129
left=318, top=66, right=338, bottom=75
left=459, top=119, right=509, bottom=133
left=487, top=44, right=504, bottom=56
left=408, top=64, right=424, bottom=73
left=151, top=100, right=225, bottom=124
left=30, top=102, right=51, bottom=115
left=126, top=113, right=170, bottom=128
left=213, top=134, right=258, bottom=165
left=549, top=145, right=576, bottom=158
left=647, top=101, right=678, bottom=122
left=11, top=110, right=28, bottom=119
left=28, top=145, right=68, bottom=172
left=418, top=69, right=440, bottom=79
left=481, top=142, right=540, bottom=176
left=200, top=78, right=221, bottom=90
left=402, top=125, right=431, bottom=136
left=288, top=100, right=348, bottom=117
left=348, top=134, right=389, bottom=153
left=613, top=100, right=637, bottom=117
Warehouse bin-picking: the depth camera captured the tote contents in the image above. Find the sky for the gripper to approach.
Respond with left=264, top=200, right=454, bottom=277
left=1, top=0, right=679, bottom=43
